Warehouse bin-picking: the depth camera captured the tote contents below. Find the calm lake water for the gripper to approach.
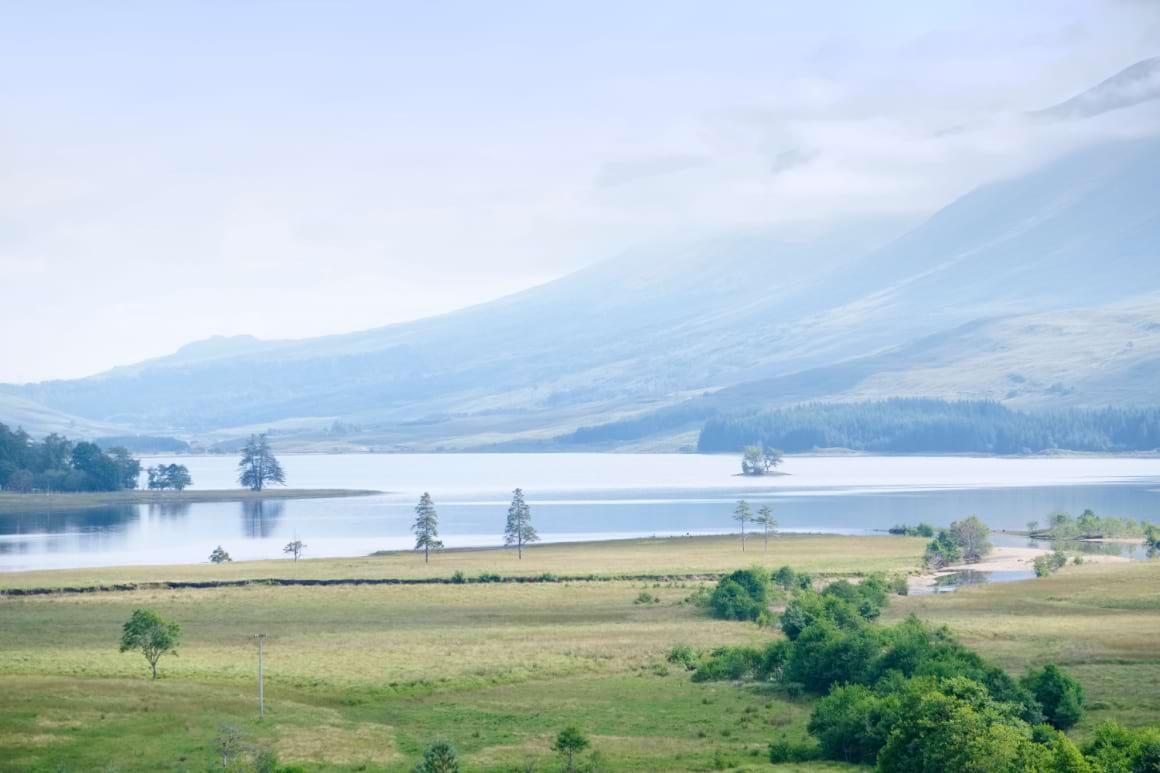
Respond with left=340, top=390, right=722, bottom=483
left=2, top=454, right=1159, bottom=571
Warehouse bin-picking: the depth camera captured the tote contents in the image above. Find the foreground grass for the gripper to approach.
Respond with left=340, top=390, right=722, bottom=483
left=4, top=537, right=1158, bottom=770
left=887, top=560, right=1160, bottom=739
left=0, top=488, right=380, bottom=514
left=0, top=534, right=927, bottom=591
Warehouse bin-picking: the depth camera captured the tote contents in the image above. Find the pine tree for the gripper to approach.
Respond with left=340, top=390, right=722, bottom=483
left=754, top=504, right=777, bottom=551
left=733, top=500, right=752, bottom=552
left=503, top=487, right=539, bottom=559
left=413, top=492, right=443, bottom=563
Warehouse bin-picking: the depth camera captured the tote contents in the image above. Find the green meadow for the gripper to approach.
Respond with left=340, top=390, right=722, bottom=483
left=1, top=536, right=1157, bottom=771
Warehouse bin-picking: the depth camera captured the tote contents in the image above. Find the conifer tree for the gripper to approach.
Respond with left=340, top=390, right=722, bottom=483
left=413, top=492, right=442, bottom=563
left=503, top=487, right=539, bottom=559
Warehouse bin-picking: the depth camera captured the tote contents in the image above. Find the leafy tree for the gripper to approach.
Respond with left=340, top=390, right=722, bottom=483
left=107, top=446, right=142, bottom=489
left=773, top=565, right=797, bottom=589
left=1027, top=520, right=1040, bottom=534
left=741, top=445, right=764, bottom=475
left=808, top=684, right=899, bottom=764
left=1021, top=664, right=1084, bottom=730
left=754, top=504, right=777, bottom=550
left=503, top=487, right=539, bottom=559
left=414, top=740, right=460, bottom=773
left=283, top=538, right=306, bottom=561
left=6, top=469, right=33, bottom=493
left=148, top=463, right=192, bottom=491
left=733, top=500, right=752, bottom=551
left=119, top=608, right=181, bottom=679
left=924, top=529, right=963, bottom=569
left=709, top=568, right=769, bottom=621
left=238, top=434, right=285, bottom=491
left=413, top=492, right=442, bottom=563
left=949, top=515, right=991, bottom=563
left=552, top=726, right=590, bottom=772
left=209, top=545, right=232, bottom=564
left=763, top=446, right=784, bottom=472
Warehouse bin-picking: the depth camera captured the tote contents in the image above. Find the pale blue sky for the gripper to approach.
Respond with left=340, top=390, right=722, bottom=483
left=2, top=1, right=1158, bottom=381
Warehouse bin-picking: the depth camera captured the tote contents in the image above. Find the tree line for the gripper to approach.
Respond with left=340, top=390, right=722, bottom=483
left=0, top=424, right=141, bottom=493
left=698, top=399, right=1160, bottom=454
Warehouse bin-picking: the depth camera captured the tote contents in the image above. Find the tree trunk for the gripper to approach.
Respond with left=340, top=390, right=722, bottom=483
left=150, top=658, right=158, bottom=679
left=424, top=544, right=429, bottom=563
left=518, top=539, right=522, bottom=560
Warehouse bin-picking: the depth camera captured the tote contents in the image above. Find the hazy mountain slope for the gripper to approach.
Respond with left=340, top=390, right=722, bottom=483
left=0, top=393, right=132, bottom=438
left=5, top=57, right=1160, bottom=448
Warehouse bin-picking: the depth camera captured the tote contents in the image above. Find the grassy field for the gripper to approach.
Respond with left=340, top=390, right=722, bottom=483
left=2, top=536, right=1158, bottom=771
left=0, top=534, right=927, bottom=591
left=0, top=489, right=380, bottom=514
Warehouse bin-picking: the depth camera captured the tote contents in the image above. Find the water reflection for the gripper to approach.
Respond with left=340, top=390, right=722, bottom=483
left=147, top=502, right=191, bottom=519
left=242, top=500, right=284, bottom=538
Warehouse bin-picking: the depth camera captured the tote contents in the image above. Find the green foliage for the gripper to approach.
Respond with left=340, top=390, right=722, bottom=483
left=785, top=621, right=880, bottom=692
left=552, top=726, right=590, bottom=771
left=666, top=644, right=699, bottom=671
left=925, top=516, right=992, bottom=568
left=691, top=640, right=789, bottom=683
left=889, top=523, right=935, bottom=537
left=414, top=740, right=460, bottom=773
left=809, top=684, right=900, bottom=764
left=708, top=568, right=769, bottom=621
left=282, top=538, right=306, bottom=561
left=0, top=425, right=141, bottom=493
left=634, top=590, right=659, bottom=605
left=767, top=737, right=821, bottom=763
left=209, top=545, right=232, bottom=564
left=1022, top=664, right=1085, bottom=730
left=450, top=570, right=467, bottom=584
left=237, top=433, right=285, bottom=491
left=772, top=565, right=796, bottom=589
left=1083, top=721, right=1160, bottom=773
left=147, top=463, right=192, bottom=491
left=923, top=529, right=963, bottom=569
left=698, top=399, right=1160, bottom=454
left=1037, top=510, right=1156, bottom=540
left=118, top=608, right=181, bottom=679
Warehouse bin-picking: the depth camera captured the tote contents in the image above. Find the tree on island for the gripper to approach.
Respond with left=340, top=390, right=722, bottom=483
left=733, top=500, right=752, bottom=551
left=283, top=537, right=306, bottom=561
left=741, top=444, right=783, bottom=476
left=119, top=608, right=181, bottom=679
left=504, top=487, right=539, bottom=559
left=413, top=492, right=443, bottom=563
left=238, top=434, right=285, bottom=491
left=754, top=504, right=778, bottom=551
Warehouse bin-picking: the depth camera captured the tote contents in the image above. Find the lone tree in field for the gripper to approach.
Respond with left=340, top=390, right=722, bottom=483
left=209, top=545, right=232, bottom=563
left=413, top=492, right=443, bottom=563
left=119, top=608, right=181, bottom=679
left=733, top=500, right=753, bottom=551
left=754, top=504, right=777, bottom=551
left=503, top=487, right=539, bottom=559
left=238, top=434, right=285, bottom=491
left=552, top=726, right=590, bottom=772
left=283, top=537, right=306, bottom=561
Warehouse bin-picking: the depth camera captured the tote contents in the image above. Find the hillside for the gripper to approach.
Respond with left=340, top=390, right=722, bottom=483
left=4, top=62, right=1160, bottom=451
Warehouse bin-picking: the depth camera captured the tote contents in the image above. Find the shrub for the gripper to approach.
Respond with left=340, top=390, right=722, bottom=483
left=1051, top=550, right=1068, bottom=570
left=773, top=565, right=797, bottom=589
left=808, top=684, right=899, bottom=764
left=634, top=591, right=657, bottom=605
left=209, top=545, right=232, bottom=564
left=1034, top=555, right=1054, bottom=577
left=667, top=644, right=699, bottom=670
left=767, top=738, right=820, bottom=763
left=477, top=571, right=502, bottom=583
left=1021, top=664, right=1084, bottom=730
left=709, top=570, right=770, bottom=621
left=450, top=570, right=466, bottom=584
left=414, top=740, right=460, bottom=773
left=784, top=621, right=880, bottom=693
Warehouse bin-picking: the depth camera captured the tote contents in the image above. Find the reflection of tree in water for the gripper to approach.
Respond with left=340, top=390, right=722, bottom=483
left=147, top=502, right=191, bottom=519
left=0, top=505, right=137, bottom=540
left=242, top=500, right=285, bottom=538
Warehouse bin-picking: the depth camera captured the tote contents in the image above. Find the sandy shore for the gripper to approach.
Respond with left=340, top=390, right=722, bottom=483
left=908, top=544, right=1132, bottom=593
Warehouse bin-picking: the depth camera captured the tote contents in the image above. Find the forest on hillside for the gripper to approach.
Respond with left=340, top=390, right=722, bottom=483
left=696, top=400, right=1160, bottom=455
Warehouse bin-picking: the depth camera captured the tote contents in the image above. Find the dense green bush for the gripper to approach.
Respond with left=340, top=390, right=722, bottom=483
left=767, top=738, right=821, bottom=763
left=1022, top=664, right=1085, bottom=730
left=708, top=568, right=770, bottom=621
left=691, top=640, right=789, bottom=683
left=666, top=644, right=699, bottom=671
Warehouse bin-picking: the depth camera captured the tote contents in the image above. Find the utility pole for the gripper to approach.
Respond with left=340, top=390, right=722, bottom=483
left=255, top=633, right=266, bottom=720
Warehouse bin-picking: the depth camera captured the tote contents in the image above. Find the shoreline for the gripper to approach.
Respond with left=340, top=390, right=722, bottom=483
left=0, top=488, right=382, bottom=514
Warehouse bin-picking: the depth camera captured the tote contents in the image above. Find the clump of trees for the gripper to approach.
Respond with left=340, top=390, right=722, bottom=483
left=1033, top=550, right=1070, bottom=578
left=709, top=567, right=772, bottom=622
left=146, top=463, right=192, bottom=491
left=119, top=608, right=181, bottom=679
left=413, top=492, right=442, bottom=563
left=1031, top=509, right=1156, bottom=540
left=684, top=568, right=1127, bottom=771
left=503, top=488, right=539, bottom=559
left=237, top=433, right=285, bottom=491
left=924, top=516, right=992, bottom=568
left=0, top=424, right=141, bottom=493
left=741, top=444, right=783, bottom=475
left=888, top=522, right=935, bottom=537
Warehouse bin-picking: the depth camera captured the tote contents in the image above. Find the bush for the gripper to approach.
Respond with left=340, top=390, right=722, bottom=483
left=1034, top=555, right=1054, bottom=577
left=1051, top=550, right=1068, bottom=570
left=691, top=640, right=789, bottom=683
left=1021, top=664, right=1084, bottom=730
left=667, top=644, right=699, bottom=670
left=709, top=570, right=770, bottom=621
left=634, top=590, right=659, bottom=605
left=784, top=621, right=880, bottom=693
left=414, top=740, right=460, bottom=773
left=773, top=565, right=796, bottom=589
left=808, top=684, right=899, bottom=764
left=450, top=570, right=466, bottom=584
left=477, top=571, right=502, bottom=583
left=767, top=738, right=821, bottom=763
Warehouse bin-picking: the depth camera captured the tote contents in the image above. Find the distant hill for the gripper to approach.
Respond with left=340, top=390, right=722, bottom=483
left=4, top=61, right=1159, bottom=451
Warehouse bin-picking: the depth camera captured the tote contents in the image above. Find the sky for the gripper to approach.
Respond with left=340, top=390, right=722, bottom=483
left=2, top=0, right=1159, bottom=383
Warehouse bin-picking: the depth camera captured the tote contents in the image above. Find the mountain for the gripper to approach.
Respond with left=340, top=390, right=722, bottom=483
left=1034, top=56, right=1160, bottom=120
left=4, top=64, right=1160, bottom=451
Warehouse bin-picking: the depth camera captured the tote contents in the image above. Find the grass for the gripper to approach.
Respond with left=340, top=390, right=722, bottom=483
left=3, top=535, right=1159, bottom=770
left=0, top=533, right=928, bottom=591
left=0, top=488, right=381, bottom=514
